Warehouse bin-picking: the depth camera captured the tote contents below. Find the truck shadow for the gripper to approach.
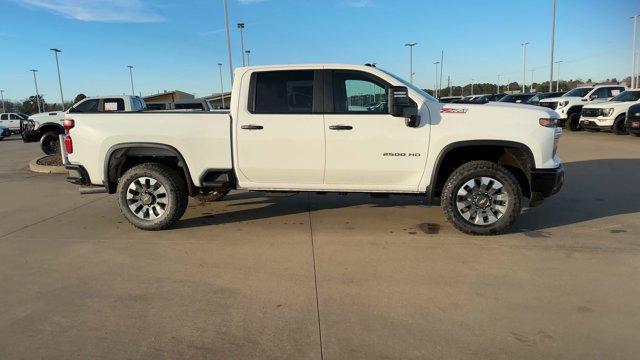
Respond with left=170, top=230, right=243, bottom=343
left=174, top=159, right=640, bottom=234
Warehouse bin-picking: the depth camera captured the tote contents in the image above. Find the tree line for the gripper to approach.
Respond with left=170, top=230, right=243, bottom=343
left=2, top=94, right=86, bottom=115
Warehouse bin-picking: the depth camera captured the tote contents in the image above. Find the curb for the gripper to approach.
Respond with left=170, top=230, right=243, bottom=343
left=29, top=157, right=68, bottom=174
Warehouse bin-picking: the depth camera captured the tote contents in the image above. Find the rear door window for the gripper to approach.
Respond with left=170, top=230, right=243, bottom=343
left=103, top=98, right=125, bottom=112
left=252, top=70, right=315, bottom=113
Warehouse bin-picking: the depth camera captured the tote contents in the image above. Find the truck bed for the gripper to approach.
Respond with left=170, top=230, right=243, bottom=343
left=67, top=112, right=232, bottom=187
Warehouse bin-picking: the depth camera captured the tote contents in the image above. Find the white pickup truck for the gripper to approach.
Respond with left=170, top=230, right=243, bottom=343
left=22, top=95, right=145, bottom=154
left=61, top=64, right=564, bottom=235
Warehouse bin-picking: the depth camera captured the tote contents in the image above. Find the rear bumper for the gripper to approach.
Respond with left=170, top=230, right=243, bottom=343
left=529, top=164, right=564, bottom=206
left=65, top=164, right=92, bottom=186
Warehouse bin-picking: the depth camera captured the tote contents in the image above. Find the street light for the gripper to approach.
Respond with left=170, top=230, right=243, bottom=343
left=404, top=43, right=417, bottom=84
left=530, top=69, right=535, bottom=93
left=127, top=65, right=135, bottom=96
left=433, top=61, right=440, bottom=98
left=222, top=0, right=234, bottom=84
left=245, top=50, right=251, bottom=66
left=30, top=69, right=42, bottom=113
left=521, top=42, right=529, bottom=93
left=554, top=60, right=563, bottom=91
left=631, top=14, right=639, bottom=88
left=50, top=48, right=65, bottom=111
left=0, top=90, right=5, bottom=113
left=471, top=78, right=475, bottom=95
left=497, top=75, right=502, bottom=93
left=218, top=63, right=226, bottom=109
left=549, top=0, right=557, bottom=93
left=237, top=23, right=246, bottom=66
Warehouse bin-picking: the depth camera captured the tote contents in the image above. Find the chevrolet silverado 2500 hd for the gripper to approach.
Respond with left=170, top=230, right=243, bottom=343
left=61, top=64, right=564, bottom=235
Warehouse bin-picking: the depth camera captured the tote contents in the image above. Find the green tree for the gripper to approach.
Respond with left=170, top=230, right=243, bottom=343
left=20, top=95, right=46, bottom=115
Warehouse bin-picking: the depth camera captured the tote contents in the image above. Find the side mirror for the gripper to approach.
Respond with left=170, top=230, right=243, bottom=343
left=589, top=94, right=597, bottom=101
left=388, top=86, right=419, bottom=127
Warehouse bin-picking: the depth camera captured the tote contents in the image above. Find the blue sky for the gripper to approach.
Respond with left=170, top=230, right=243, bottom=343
left=1, top=0, right=638, bottom=102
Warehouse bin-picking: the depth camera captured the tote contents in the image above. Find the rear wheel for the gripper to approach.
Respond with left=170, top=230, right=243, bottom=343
left=441, top=161, right=522, bottom=236
left=40, top=131, right=60, bottom=155
left=612, top=114, right=628, bottom=135
left=117, top=163, right=188, bottom=230
left=566, top=113, right=582, bottom=131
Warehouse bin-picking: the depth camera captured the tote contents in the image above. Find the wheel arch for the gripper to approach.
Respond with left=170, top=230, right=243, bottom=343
left=428, top=140, right=535, bottom=202
left=104, top=143, right=196, bottom=196
left=38, top=123, right=65, bottom=135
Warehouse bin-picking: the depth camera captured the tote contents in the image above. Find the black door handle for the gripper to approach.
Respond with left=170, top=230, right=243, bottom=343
left=329, top=125, right=353, bottom=130
left=241, top=125, right=264, bottom=130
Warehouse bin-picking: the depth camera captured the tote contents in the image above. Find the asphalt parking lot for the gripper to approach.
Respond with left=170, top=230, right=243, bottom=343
left=1, top=131, right=639, bottom=359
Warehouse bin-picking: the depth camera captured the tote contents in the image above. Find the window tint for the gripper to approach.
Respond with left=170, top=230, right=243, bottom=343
left=103, top=98, right=125, bottom=111
left=591, top=88, right=608, bottom=99
left=332, top=71, right=388, bottom=113
left=0, top=114, right=8, bottom=120
left=71, top=99, right=100, bottom=113
left=254, top=71, right=314, bottom=113
left=9, top=114, right=20, bottom=120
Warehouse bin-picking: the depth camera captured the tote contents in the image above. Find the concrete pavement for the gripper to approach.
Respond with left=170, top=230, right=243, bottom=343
left=0, top=131, right=639, bottom=359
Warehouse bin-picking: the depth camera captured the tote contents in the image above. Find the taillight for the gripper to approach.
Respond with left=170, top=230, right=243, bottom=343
left=63, top=119, right=75, bottom=154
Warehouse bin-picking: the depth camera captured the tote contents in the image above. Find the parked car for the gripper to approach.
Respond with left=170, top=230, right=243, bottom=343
left=526, top=91, right=567, bottom=106
left=439, top=96, right=462, bottom=103
left=0, top=113, right=28, bottom=133
left=0, top=124, right=11, bottom=140
left=538, top=85, right=627, bottom=131
left=488, top=93, right=507, bottom=102
left=579, top=90, right=640, bottom=134
left=625, top=103, right=640, bottom=137
left=499, top=94, right=535, bottom=104
left=22, top=96, right=146, bottom=154
left=61, top=64, right=564, bottom=235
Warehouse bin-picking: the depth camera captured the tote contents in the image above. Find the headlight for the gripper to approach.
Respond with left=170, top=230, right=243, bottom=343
left=558, top=100, right=569, bottom=108
left=600, top=108, right=614, bottom=117
left=539, top=117, right=558, bottom=128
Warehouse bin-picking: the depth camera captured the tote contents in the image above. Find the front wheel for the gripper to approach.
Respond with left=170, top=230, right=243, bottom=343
left=117, top=163, right=189, bottom=230
left=566, top=113, right=582, bottom=132
left=612, top=115, right=628, bottom=135
left=441, top=161, right=522, bottom=236
left=40, top=131, right=60, bottom=155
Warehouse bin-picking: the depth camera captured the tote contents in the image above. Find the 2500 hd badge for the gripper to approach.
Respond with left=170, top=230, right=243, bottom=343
left=383, top=152, right=422, bottom=157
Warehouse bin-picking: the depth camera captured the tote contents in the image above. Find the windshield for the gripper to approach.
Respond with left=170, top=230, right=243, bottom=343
left=610, top=90, right=640, bottom=102
left=564, top=88, right=591, bottom=97
left=378, top=68, right=439, bottom=102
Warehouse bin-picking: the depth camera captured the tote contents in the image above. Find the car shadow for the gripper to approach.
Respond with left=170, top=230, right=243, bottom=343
left=174, top=159, right=640, bottom=233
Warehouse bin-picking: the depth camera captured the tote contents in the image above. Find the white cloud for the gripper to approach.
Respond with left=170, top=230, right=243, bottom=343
left=344, top=0, right=372, bottom=7
left=16, top=0, right=165, bottom=23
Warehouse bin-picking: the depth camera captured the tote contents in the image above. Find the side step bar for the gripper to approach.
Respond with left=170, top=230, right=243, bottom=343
left=79, top=187, right=108, bottom=195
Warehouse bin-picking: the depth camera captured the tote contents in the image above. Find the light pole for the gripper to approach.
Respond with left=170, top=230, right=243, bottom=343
left=237, top=23, right=246, bottom=66
left=497, top=75, right=502, bottom=93
left=245, top=50, right=251, bottom=66
left=632, top=14, right=639, bottom=88
left=555, top=60, right=563, bottom=91
left=223, top=0, right=234, bottom=84
left=521, top=42, right=529, bottom=93
left=218, top=63, right=226, bottom=109
left=30, top=69, right=42, bottom=113
left=471, top=78, right=475, bottom=95
left=530, top=69, right=535, bottom=93
left=50, top=48, right=65, bottom=110
left=0, top=90, right=5, bottom=113
left=127, top=65, right=135, bottom=96
left=439, top=50, right=444, bottom=95
left=404, top=43, right=417, bottom=84
left=549, top=0, right=557, bottom=93
left=433, top=61, right=440, bottom=98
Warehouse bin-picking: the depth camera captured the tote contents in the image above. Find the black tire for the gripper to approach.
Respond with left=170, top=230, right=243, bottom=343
left=612, top=115, right=628, bottom=135
left=632, top=132, right=640, bottom=137
left=441, top=161, right=522, bottom=236
left=117, top=163, right=188, bottom=231
left=40, top=131, right=60, bottom=155
left=566, top=113, right=582, bottom=131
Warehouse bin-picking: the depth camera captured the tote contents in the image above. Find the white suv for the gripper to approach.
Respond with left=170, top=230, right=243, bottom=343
left=579, top=90, right=640, bottom=134
left=538, top=85, right=626, bottom=131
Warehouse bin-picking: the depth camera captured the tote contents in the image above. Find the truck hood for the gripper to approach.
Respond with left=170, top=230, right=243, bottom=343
left=539, top=96, right=581, bottom=103
left=441, top=101, right=556, bottom=118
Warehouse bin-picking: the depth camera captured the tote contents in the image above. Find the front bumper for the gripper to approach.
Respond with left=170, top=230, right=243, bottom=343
left=529, top=164, right=564, bottom=206
left=627, top=118, right=640, bottom=134
left=579, top=118, right=613, bottom=130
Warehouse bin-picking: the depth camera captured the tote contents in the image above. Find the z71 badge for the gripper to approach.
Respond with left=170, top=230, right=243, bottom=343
left=441, top=108, right=468, bottom=114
